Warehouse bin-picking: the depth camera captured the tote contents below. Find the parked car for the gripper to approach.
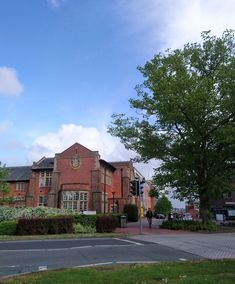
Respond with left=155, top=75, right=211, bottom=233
left=182, top=213, right=193, bottom=220
left=154, top=213, right=166, bottom=219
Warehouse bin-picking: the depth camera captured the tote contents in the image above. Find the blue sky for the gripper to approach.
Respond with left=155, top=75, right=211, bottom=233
left=1, top=0, right=235, bottom=180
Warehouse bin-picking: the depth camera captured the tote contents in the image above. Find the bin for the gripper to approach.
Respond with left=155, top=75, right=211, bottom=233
left=120, top=215, right=127, bottom=228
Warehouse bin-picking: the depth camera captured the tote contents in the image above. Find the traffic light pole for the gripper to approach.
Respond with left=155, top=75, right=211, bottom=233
left=139, top=178, right=145, bottom=234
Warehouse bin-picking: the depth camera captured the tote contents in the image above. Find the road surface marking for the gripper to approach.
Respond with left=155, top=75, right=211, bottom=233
left=38, top=266, right=47, bottom=271
left=178, top=258, right=187, bottom=261
left=114, top=238, right=143, bottom=246
left=74, top=262, right=113, bottom=268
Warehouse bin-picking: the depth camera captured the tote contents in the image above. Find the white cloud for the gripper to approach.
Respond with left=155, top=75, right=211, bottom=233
left=28, top=123, right=160, bottom=178
left=118, top=0, right=235, bottom=51
left=47, top=0, right=65, bottom=9
left=28, top=123, right=132, bottom=162
left=0, top=67, right=23, bottom=97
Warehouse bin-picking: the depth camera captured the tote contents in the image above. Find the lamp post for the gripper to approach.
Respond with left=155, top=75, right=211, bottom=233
left=112, top=191, right=115, bottom=213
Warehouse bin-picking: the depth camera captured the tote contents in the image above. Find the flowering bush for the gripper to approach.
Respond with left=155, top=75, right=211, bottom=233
left=0, top=206, right=74, bottom=222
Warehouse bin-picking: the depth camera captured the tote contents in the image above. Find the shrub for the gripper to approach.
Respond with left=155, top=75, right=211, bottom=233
left=16, top=216, right=74, bottom=235
left=96, top=215, right=117, bottom=233
left=160, top=220, right=217, bottom=232
left=123, top=204, right=138, bottom=222
left=0, top=206, right=74, bottom=222
left=73, top=223, right=96, bottom=234
left=73, top=214, right=97, bottom=227
left=0, top=221, right=17, bottom=235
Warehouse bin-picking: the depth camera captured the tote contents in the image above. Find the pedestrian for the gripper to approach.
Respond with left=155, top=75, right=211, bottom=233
left=146, top=208, right=153, bottom=229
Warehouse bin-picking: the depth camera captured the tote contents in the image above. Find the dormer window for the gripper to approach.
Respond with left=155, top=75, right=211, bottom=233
left=39, top=171, right=52, bottom=187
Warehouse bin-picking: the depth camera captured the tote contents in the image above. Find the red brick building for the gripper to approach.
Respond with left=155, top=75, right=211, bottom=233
left=4, top=143, right=152, bottom=213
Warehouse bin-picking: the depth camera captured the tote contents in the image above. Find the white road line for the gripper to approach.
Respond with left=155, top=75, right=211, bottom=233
left=73, top=262, right=113, bottom=268
left=114, top=238, right=143, bottom=246
left=38, top=266, right=47, bottom=271
left=178, top=258, right=187, bottom=261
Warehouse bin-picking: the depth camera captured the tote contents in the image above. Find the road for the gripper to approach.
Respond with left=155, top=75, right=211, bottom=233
left=0, top=237, right=202, bottom=277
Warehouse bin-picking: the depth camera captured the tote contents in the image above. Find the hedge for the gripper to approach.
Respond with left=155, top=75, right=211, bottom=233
left=0, top=221, right=17, bottom=235
left=17, top=216, right=74, bottom=235
left=96, top=215, right=117, bottom=233
left=160, top=220, right=217, bottom=232
left=73, top=213, right=126, bottom=228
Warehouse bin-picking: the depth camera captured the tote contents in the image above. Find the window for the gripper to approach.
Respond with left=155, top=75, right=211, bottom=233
left=40, top=171, right=52, bottom=187
left=16, top=182, right=25, bottom=191
left=15, top=196, right=25, bottom=202
left=38, top=196, right=48, bottom=206
left=101, top=169, right=112, bottom=185
left=62, top=191, right=88, bottom=212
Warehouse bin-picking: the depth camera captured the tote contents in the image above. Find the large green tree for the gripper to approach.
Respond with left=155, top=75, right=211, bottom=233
left=109, top=31, right=235, bottom=223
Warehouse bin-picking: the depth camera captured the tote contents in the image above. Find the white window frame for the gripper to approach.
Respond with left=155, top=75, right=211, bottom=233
left=16, top=182, right=25, bottom=192
left=62, top=191, right=88, bottom=212
left=39, top=171, right=52, bottom=187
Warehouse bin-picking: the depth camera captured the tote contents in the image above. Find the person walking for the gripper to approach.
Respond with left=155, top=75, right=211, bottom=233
left=146, top=208, right=153, bottom=229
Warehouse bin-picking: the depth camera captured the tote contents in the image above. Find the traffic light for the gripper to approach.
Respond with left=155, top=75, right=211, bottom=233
left=130, top=180, right=137, bottom=196
left=140, top=178, right=146, bottom=195
left=130, top=179, right=140, bottom=196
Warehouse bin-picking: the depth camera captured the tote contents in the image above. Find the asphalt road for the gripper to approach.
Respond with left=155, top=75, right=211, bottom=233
left=0, top=237, right=202, bottom=277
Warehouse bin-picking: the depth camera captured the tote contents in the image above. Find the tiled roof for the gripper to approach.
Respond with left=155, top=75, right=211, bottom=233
left=6, top=166, right=32, bottom=181
left=32, top=157, right=54, bottom=170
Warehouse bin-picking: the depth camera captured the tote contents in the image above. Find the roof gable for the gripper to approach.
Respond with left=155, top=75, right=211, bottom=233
left=59, top=143, right=98, bottom=157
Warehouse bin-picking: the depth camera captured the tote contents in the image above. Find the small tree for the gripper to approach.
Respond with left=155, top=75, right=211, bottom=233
left=155, top=195, right=172, bottom=216
left=0, top=162, right=13, bottom=204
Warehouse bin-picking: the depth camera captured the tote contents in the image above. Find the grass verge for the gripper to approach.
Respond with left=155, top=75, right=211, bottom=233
left=2, top=260, right=235, bottom=284
left=0, top=232, right=126, bottom=241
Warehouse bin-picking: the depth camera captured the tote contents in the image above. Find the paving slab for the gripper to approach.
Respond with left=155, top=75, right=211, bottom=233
left=129, top=232, right=235, bottom=259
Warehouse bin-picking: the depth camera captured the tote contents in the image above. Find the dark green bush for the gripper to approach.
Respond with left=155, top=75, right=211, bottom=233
left=123, top=204, right=138, bottom=222
left=16, top=216, right=74, bottom=235
left=0, top=221, right=17, bottom=235
left=160, top=220, right=217, bottom=232
left=96, top=215, right=117, bottom=233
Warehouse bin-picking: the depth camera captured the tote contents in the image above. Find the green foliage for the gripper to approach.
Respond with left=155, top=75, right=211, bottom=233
left=0, top=206, right=74, bottom=222
left=73, top=214, right=97, bottom=227
left=0, top=162, right=12, bottom=204
left=73, top=223, right=96, bottom=234
left=109, top=30, right=235, bottom=223
left=155, top=195, right=172, bottom=216
left=123, top=204, right=138, bottom=222
left=0, top=221, right=17, bottom=235
left=95, top=215, right=117, bottom=233
left=148, top=188, right=159, bottom=198
left=160, top=220, right=217, bottom=231
left=17, top=216, right=74, bottom=235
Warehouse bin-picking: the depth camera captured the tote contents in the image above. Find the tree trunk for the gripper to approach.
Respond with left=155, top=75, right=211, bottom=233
left=199, top=193, right=211, bottom=223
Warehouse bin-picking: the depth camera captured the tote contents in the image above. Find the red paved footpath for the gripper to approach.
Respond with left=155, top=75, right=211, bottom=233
left=115, top=219, right=192, bottom=235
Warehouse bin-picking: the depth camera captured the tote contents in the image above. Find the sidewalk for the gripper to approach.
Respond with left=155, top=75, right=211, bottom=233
left=115, top=219, right=191, bottom=235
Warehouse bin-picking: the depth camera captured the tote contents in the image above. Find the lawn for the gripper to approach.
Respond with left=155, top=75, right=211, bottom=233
left=2, top=260, right=235, bottom=284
